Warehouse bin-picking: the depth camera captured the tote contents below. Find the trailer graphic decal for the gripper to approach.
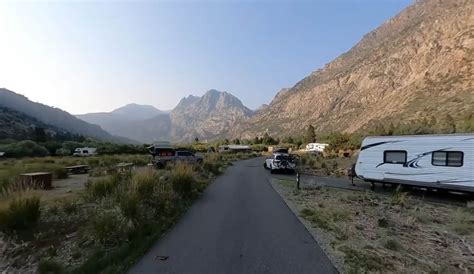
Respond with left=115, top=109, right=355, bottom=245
left=361, top=140, right=403, bottom=151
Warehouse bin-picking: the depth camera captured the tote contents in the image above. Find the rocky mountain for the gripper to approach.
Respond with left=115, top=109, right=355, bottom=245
left=0, top=88, right=133, bottom=143
left=234, top=0, right=474, bottom=138
left=170, top=89, right=254, bottom=142
left=77, top=90, right=253, bottom=143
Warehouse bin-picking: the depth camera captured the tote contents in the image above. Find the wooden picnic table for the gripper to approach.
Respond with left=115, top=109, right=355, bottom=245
left=65, top=165, right=90, bottom=174
left=20, top=172, right=53, bottom=190
left=116, top=162, right=134, bottom=173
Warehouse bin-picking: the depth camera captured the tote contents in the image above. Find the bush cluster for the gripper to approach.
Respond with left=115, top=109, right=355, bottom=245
left=86, top=175, right=121, bottom=200
left=0, top=195, right=41, bottom=230
left=169, top=163, right=196, bottom=199
left=82, top=165, right=201, bottom=248
left=202, top=153, right=223, bottom=175
left=0, top=139, right=149, bottom=158
left=0, top=140, right=50, bottom=158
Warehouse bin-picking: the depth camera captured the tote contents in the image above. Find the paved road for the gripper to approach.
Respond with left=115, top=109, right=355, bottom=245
left=130, top=158, right=336, bottom=274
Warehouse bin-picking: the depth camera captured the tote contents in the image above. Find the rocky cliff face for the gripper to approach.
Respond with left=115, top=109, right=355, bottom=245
left=170, top=89, right=253, bottom=142
left=234, top=0, right=473, bottom=138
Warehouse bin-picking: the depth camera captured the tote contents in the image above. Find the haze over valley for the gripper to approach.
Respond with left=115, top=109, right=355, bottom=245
left=1, top=1, right=474, bottom=273
left=1, top=0, right=472, bottom=144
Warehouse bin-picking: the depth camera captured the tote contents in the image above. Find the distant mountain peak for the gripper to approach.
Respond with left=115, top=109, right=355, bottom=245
left=110, top=103, right=163, bottom=120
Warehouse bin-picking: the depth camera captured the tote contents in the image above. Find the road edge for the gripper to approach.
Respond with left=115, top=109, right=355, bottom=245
left=267, top=177, right=346, bottom=274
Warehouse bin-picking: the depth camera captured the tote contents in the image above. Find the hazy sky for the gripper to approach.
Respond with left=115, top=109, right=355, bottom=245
left=0, top=0, right=411, bottom=114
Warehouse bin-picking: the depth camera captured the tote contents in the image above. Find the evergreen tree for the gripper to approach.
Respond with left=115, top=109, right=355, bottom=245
left=304, top=125, right=316, bottom=143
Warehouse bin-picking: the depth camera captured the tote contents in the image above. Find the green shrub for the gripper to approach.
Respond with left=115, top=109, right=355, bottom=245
left=0, top=140, right=49, bottom=158
left=391, top=186, right=408, bottom=206
left=91, top=209, right=129, bottom=244
left=202, top=154, right=222, bottom=175
left=86, top=176, right=120, bottom=199
left=131, top=171, right=158, bottom=200
left=118, top=191, right=140, bottom=222
left=0, top=195, right=41, bottom=230
left=37, top=259, right=64, bottom=274
left=169, top=163, right=196, bottom=199
left=53, top=167, right=69, bottom=179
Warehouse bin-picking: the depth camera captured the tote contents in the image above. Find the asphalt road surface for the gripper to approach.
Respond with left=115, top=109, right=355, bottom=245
left=130, top=158, right=336, bottom=274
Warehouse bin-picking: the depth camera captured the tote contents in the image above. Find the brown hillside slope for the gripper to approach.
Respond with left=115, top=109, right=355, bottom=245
left=235, top=0, right=473, bottom=138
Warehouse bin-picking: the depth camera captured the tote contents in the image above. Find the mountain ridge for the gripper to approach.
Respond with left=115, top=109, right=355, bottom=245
left=232, top=0, right=473, bottom=138
left=0, top=88, right=135, bottom=143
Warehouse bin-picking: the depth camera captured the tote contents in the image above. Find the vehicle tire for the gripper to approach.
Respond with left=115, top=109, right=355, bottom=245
left=197, top=159, right=203, bottom=164
left=263, top=162, right=268, bottom=169
left=270, top=167, right=276, bottom=174
left=156, top=162, right=164, bottom=169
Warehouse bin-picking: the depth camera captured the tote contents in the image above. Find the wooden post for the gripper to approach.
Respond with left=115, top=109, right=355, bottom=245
left=296, top=172, right=301, bottom=190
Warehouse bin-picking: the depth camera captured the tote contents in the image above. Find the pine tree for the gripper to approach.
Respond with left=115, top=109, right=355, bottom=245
left=304, top=125, right=316, bottom=143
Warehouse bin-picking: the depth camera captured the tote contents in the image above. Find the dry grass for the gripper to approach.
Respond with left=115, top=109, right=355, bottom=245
left=296, top=153, right=355, bottom=177
left=0, top=152, right=257, bottom=273
left=273, top=179, right=474, bottom=273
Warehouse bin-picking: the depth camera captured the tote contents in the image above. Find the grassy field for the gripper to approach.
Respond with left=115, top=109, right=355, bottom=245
left=272, top=179, right=474, bottom=273
left=0, top=154, right=152, bottom=190
left=0, top=152, right=259, bottom=273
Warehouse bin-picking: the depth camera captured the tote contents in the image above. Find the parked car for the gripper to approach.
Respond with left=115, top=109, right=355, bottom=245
left=264, top=151, right=297, bottom=174
left=73, top=147, right=97, bottom=157
left=148, top=142, right=203, bottom=168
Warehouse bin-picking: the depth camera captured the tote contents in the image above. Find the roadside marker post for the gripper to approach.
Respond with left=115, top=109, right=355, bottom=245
left=296, top=172, right=300, bottom=190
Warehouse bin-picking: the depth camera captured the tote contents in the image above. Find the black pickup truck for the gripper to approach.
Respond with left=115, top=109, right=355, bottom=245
left=148, top=144, right=203, bottom=168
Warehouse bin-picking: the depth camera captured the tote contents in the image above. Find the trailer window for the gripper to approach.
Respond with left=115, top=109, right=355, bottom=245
left=432, top=151, right=463, bottom=167
left=384, top=151, right=407, bottom=164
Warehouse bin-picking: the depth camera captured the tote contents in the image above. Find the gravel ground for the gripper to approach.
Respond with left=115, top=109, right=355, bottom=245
left=271, top=177, right=474, bottom=274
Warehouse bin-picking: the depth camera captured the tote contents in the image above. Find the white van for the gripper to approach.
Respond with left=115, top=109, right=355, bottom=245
left=355, top=134, right=474, bottom=193
left=305, top=143, right=329, bottom=154
left=73, top=147, right=97, bottom=157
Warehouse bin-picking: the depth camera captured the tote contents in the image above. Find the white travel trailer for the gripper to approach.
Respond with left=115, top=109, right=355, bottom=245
left=355, top=134, right=474, bottom=193
left=73, top=147, right=97, bottom=157
left=305, top=143, right=329, bottom=154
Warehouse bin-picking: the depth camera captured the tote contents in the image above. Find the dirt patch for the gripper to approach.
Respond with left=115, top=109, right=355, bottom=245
left=271, top=178, right=474, bottom=274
